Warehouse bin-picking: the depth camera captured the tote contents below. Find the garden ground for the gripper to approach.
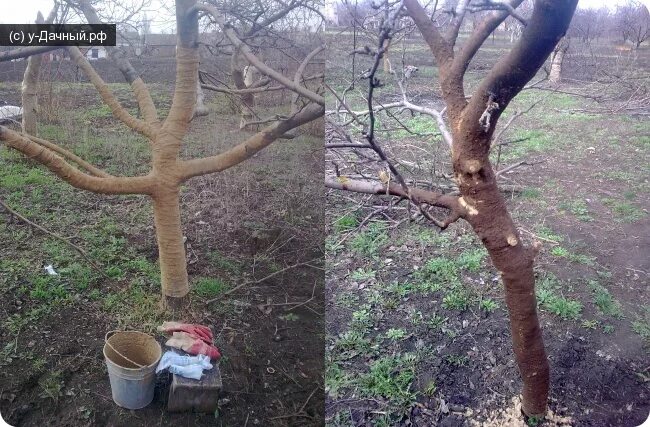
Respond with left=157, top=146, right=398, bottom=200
left=325, top=34, right=649, bottom=427
left=0, top=81, right=325, bottom=426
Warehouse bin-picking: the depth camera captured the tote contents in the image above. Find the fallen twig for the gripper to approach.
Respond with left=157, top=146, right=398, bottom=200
left=206, top=257, right=322, bottom=303
left=0, top=197, right=103, bottom=272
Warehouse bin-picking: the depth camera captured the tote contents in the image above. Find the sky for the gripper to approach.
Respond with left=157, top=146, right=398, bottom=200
left=0, top=0, right=177, bottom=32
left=1, top=0, right=649, bottom=28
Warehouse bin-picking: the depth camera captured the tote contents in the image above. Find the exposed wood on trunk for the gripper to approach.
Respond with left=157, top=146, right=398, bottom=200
left=550, top=36, right=569, bottom=84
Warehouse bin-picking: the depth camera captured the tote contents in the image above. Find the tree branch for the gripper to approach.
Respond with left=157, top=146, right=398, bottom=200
left=67, top=47, right=156, bottom=139
left=180, top=103, right=323, bottom=180
left=0, top=46, right=60, bottom=62
left=0, top=126, right=154, bottom=195
left=403, top=0, right=453, bottom=66
left=451, top=0, right=525, bottom=79
left=73, top=0, right=159, bottom=126
left=193, top=3, right=325, bottom=106
left=465, top=0, right=578, bottom=136
left=325, top=176, right=466, bottom=228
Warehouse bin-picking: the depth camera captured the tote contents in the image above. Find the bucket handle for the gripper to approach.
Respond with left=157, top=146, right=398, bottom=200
left=105, top=330, right=146, bottom=369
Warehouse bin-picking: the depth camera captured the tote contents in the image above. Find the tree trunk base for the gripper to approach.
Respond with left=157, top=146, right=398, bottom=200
left=162, top=294, right=190, bottom=313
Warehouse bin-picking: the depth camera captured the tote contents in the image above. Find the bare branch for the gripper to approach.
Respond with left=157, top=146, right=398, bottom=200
left=0, top=46, right=61, bottom=62
left=193, top=3, right=325, bottom=106
left=180, top=103, right=324, bottom=180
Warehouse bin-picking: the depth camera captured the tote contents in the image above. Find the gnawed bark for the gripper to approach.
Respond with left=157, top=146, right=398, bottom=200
left=404, top=0, right=577, bottom=417
left=549, top=37, right=569, bottom=84
left=232, top=51, right=259, bottom=131
left=193, top=76, right=209, bottom=118
left=452, top=131, right=548, bottom=416
left=21, top=6, right=57, bottom=135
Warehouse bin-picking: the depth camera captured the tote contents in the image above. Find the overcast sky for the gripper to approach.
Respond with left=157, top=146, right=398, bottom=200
left=1, top=0, right=649, bottom=28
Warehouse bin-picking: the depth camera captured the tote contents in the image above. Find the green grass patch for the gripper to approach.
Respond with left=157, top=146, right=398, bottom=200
left=457, top=248, right=487, bottom=272
left=356, top=353, right=418, bottom=413
left=558, top=199, right=593, bottom=222
left=334, top=213, right=359, bottom=233
left=602, top=198, right=647, bottom=223
left=350, top=222, right=389, bottom=257
left=536, top=274, right=582, bottom=320
left=193, top=277, right=229, bottom=298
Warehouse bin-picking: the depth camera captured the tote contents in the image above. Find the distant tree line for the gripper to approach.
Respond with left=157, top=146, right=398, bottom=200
left=331, top=0, right=649, bottom=49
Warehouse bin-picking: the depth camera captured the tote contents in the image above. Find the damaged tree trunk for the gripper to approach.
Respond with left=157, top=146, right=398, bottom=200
left=231, top=52, right=259, bottom=131
left=549, top=36, right=569, bottom=84
left=403, top=0, right=577, bottom=417
left=452, top=130, right=548, bottom=415
left=21, top=6, right=57, bottom=135
left=193, top=75, right=209, bottom=117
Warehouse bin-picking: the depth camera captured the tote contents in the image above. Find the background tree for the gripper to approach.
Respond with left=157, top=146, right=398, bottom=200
left=0, top=0, right=324, bottom=310
left=197, top=0, right=324, bottom=130
left=326, top=0, right=577, bottom=418
left=615, top=0, right=650, bottom=48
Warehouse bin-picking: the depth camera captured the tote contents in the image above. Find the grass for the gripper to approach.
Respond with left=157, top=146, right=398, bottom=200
left=480, top=298, right=499, bottom=312
left=333, top=330, right=372, bottom=360
left=193, top=277, right=229, bottom=298
left=208, top=251, right=241, bottom=273
left=535, top=226, right=564, bottom=243
left=39, top=370, right=64, bottom=402
left=558, top=199, right=593, bottom=222
left=457, top=248, right=487, bottom=272
left=499, top=129, right=555, bottom=161
left=349, top=222, right=389, bottom=257
left=587, top=280, right=623, bottom=319
left=602, top=198, right=647, bottom=223
left=334, top=213, right=359, bottom=233
left=442, top=285, right=473, bottom=311
left=536, top=274, right=582, bottom=320
left=385, top=328, right=408, bottom=341
left=550, top=247, right=596, bottom=266
left=356, top=353, right=418, bottom=414
left=631, top=306, right=650, bottom=346
left=415, top=256, right=460, bottom=286
left=394, top=115, right=439, bottom=137
left=350, top=268, right=376, bottom=281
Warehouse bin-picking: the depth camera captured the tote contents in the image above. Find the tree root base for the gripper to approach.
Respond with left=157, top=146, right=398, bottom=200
left=162, top=294, right=190, bottom=313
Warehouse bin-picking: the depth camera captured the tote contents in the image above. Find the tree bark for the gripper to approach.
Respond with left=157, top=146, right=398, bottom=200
left=21, top=7, right=56, bottom=135
left=549, top=37, right=569, bottom=84
left=193, top=73, right=209, bottom=118
left=452, top=130, right=548, bottom=417
left=152, top=189, right=190, bottom=309
left=230, top=49, right=260, bottom=131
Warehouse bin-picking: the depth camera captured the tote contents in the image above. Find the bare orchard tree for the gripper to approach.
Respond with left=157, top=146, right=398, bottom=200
left=0, top=0, right=324, bottom=310
left=198, top=0, right=324, bottom=130
left=21, top=4, right=60, bottom=135
left=568, top=7, right=610, bottom=44
left=615, top=0, right=650, bottom=49
left=326, top=0, right=577, bottom=418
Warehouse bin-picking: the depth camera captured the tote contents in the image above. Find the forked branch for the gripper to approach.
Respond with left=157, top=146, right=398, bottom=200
left=192, top=3, right=325, bottom=106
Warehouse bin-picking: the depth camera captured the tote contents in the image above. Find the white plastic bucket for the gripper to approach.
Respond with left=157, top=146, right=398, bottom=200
left=103, top=330, right=162, bottom=410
